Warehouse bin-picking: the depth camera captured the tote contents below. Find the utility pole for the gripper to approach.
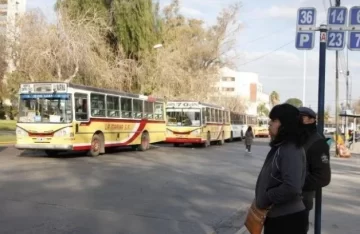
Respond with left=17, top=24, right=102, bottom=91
left=335, top=0, right=340, bottom=157
left=345, top=48, right=350, bottom=140
left=315, top=24, right=327, bottom=234
left=303, top=51, right=307, bottom=106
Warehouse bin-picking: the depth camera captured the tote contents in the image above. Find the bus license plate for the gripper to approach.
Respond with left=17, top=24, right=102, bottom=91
left=36, top=138, right=44, bottom=142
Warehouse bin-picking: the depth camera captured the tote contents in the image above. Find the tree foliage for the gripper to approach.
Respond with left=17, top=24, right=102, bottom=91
left=285, top=98, right=303, bottom=108
left=5, top=10, right=137, bottom=101
left=269, top=91, right=280, bottom=107
left=56, top=0, right=161, bottom=58
left=257, top=102, right=269, bottom=117
left=2, top=0, right=243, bottom=113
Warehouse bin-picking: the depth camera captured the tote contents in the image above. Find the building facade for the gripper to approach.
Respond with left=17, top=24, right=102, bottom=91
left=0, top=0, right=26, bottom=34
left=215, top=67, right=270, bottom=116
left=0, top=0, right=26, bottom=75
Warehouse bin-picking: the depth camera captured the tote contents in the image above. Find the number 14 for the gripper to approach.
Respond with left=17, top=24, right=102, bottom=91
left=330, top=9, right=345, bottom=24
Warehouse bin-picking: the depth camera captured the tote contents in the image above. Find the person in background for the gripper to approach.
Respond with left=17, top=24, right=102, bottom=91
left=244, top=126, right=254, bottom=153
left=298, top=107, right=331, bottom=232
left=255, top=103, right=308, bottom=234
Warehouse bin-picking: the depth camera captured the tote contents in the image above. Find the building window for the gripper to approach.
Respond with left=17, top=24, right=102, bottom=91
left=221, top=77, right=235, bottom=81
left=222, top=87, right=235, bottom=92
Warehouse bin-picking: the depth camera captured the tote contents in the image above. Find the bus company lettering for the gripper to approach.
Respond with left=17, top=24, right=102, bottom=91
left=105, top=123, right=131, bottom=130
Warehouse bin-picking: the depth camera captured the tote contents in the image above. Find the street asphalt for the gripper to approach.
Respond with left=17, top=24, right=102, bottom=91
left=0, top=139, right=358, bottom=234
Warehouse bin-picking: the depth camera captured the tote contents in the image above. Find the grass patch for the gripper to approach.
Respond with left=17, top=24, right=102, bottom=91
left=0, top=134, right=16, bottom=143
left=0, top=120, right=16, bottom=131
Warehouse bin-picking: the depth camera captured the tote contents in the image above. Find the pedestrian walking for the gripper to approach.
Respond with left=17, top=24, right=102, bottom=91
left=298, top=107, right=331, bottom=232
left=249, top=103, right=308, bottom=234
left=245, top=126, right=254, bottom=153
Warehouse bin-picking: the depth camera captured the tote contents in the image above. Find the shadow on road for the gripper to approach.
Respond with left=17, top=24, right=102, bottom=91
left=0, top=144, right=260, bottom=234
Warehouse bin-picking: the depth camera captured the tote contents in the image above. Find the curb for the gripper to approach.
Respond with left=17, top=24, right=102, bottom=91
left=0, top=142, right=15, bottom=147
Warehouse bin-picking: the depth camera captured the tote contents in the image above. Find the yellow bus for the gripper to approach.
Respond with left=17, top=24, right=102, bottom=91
left=253, top=117, right=270, bottom=138
left=165, top=101, right=231, bottom=147
left=15, top=82, right=166, bottom=156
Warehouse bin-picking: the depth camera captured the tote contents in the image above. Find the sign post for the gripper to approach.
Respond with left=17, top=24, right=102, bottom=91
left=295, top=5, right=359, bottom=234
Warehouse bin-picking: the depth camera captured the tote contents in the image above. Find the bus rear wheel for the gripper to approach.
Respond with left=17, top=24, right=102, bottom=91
left=89, top=134, right=102, bottom=157
left=139, top=131, right=150, bottom=151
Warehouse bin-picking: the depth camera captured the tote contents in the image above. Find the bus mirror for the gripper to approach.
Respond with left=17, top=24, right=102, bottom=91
left=75, top=124, right=79, bottom=133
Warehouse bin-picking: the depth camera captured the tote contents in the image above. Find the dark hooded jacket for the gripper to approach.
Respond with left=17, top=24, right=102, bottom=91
left=255, top=104, right=307, bottom=218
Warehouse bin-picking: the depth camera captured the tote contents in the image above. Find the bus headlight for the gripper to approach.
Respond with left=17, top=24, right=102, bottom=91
left=191, top=129, right=201, bottom=136
left=54, top=127, right=73, bottom=137
left=16, top=127, right=27, bottom=136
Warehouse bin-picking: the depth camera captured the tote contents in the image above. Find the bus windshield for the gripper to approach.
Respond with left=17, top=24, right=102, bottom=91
left=18, top=93, right=72, bottom=123
left=166, top=108, right=201, bottom=127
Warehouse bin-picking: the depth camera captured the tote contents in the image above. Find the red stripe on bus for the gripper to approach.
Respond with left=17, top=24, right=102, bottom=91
left=79, top=118, right=165, bottom=126
left=73, top=119, right=148, bottom=151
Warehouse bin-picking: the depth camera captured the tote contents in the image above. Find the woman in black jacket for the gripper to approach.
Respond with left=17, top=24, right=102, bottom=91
left=255, top=103, right=308, bottom=234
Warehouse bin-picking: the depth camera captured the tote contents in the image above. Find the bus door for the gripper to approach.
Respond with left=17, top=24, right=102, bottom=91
left=74, top=93, right=89, bottom=133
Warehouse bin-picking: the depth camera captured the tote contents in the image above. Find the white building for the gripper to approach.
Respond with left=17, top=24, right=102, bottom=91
left=0, top=0, right=26, bottom=74
left=215, top=67, right=270, bottom=116
left=0, top=0, right=26, bottom=34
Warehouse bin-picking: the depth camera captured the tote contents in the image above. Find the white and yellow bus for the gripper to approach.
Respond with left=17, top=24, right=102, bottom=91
left=165, top=101, right=231, bottom=147
left=15, top=82, right=166, bottom=156
left=229, top=111, right=247, bottom=141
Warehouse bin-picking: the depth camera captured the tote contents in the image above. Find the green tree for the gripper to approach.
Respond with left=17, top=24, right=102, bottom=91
left=57, top=0, right=161, bottom=59
left=257, top=103, right=269, bottom=117
left=285, top=98, right=303, bottom=108
left=269, top=91, right=280, bottom=107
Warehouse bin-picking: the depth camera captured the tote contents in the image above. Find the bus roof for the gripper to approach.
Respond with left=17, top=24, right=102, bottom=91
left=20, top=82, right=165, bottom=102
left=167, top=100, right=227, bottom=109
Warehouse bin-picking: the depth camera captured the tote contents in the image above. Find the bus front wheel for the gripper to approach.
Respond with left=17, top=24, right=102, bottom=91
left=89, top=134, right=102, bottom=157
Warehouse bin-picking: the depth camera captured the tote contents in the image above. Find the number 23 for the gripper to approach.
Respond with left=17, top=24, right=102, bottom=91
left=328, top=33, right=343, bottom=47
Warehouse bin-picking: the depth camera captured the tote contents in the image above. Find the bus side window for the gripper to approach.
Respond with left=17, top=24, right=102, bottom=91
left=121, top=97, right=132, bottom=118
left=75, top=93, right=88, bottom=121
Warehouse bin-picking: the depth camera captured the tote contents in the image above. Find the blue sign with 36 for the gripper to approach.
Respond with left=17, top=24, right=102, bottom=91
left=327, top=7, right=348, bottom=26
left=348, top=31, right=360, bottom=51
left=297, top=8, right=317, bottom=27
left=327, top=31, right=346, bottom=50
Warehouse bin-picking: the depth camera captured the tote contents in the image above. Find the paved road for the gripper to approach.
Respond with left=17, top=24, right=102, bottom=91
left=0, top=142, right=358, bottom=234
left=0, top=142, right=261, bottom=234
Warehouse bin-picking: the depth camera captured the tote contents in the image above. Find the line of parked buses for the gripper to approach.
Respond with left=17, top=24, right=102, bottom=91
left=15, top=82, right=270, bottom=157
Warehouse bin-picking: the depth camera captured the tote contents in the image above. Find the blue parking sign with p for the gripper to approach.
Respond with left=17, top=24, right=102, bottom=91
left=296, top=32, right=315, bottom=50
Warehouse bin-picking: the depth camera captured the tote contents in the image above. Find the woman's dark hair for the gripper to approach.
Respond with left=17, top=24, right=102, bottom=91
left=247, top=126, right=252, bottom=132
left=269, top=103, right=307, bottom=147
